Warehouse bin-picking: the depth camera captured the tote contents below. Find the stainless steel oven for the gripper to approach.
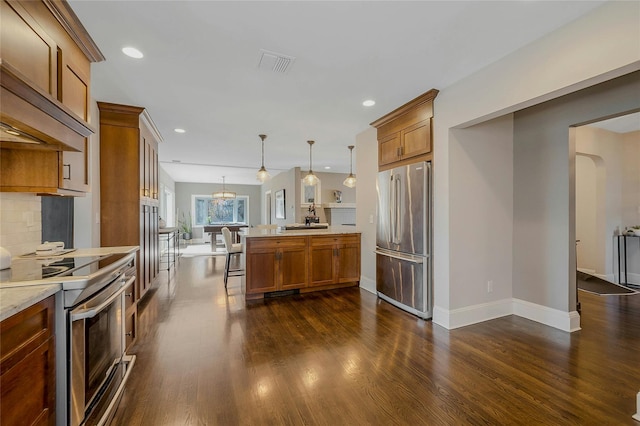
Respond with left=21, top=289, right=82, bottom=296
left=68, top=257, right=136, bottom=426
left=0, top=250, right=138, bottom=426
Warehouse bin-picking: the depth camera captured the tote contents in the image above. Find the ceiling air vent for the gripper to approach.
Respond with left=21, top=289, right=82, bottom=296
left=257, top=49, right=295, bottom=74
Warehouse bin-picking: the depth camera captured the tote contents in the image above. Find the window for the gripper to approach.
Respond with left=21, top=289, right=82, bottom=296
left=192, top=195, right=248, bottom=226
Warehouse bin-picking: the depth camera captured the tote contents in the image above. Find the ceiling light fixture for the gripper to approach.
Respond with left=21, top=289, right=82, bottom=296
left=303, top=140, right=319, bottom=186
left=174, top=128, right=186, bottom=134
left=256, top=134, right=270, bottom=183
left=122, top=46, right=143, bottom=59
left=362, top=99, right=375, bottom=107
left=343, top=145, right=356, bottom=188
left=212, top=176, right=236, bottom=199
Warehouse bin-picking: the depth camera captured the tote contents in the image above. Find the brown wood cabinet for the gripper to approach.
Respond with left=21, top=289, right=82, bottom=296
left=371, top=89, right=438, bottom=170
left=245, top=236, right=308, bottom=296
left=309, top=234, right=361, bottom=287
left=0, top=0, right=103, bottom=196
left=0, top=295, right=56, bottom=426
left=245, top=233, right=361, bottom=300
left=99, top=102, right=162, bottom=320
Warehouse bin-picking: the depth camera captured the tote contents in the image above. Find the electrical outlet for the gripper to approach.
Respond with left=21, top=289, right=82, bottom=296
left=487, top=280, right=494, bottom=293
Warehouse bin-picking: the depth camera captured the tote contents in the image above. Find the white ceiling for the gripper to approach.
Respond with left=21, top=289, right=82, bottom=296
left=587, top=112, right=640, bottom=134
left=69, top=0, right=606, bottom=185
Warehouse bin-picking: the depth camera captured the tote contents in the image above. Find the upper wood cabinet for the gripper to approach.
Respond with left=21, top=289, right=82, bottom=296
left=0, top=0, right=103, bottom=195
left=371, top=89, right=438, bottom=170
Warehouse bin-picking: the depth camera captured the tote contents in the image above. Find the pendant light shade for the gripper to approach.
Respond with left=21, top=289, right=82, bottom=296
left=343, top=145, right=356, bottom=188
left=303, top=140, right=319, bottom=186
left=256, top=134, right=270, bottom=182
left=212, top=176, right=236, bottom=199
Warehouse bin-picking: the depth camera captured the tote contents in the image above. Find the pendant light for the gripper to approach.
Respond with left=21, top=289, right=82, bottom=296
left=343, top=145, right=356, bottom=188
left=303, top=140, right=319, bottom=186
left=256, top=134, right=270, bottom=182
left=212, top=176, right=236, bottom=199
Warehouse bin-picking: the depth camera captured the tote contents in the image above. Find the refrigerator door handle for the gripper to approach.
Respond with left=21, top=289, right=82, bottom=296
left=375, top=249, right=424, bottom=264
left=389, top=174, right=396, bottom=245
left=394, top=175, right=402, bottom=244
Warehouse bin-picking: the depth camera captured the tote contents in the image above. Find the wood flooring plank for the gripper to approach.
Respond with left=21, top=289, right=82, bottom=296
left=109, top=257, right=640, bottom=425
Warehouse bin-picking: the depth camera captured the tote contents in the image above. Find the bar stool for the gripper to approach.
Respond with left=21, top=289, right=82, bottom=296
left=221, top=227, right=244, bottom=288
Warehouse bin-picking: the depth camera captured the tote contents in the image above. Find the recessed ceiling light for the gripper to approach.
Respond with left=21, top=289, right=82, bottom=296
left=324, top=166, right=331, bottom=170
left=174, top=128, right=186, bottom=134
left=122, top=46, right=143, bottom=59
left=362, top=99, right=375, bottom=107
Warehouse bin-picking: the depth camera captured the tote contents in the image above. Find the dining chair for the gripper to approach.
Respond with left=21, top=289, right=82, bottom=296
left=221, top=227, right=244, bottom=288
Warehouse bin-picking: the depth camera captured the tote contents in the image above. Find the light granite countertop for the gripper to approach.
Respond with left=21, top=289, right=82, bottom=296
left=241, top=226, right=360, bottom=238
left=0, top=284, right=60, bottom=322
left=0, top=246, right=139, bottom=322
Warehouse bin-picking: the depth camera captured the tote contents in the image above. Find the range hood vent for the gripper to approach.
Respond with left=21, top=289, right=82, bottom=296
left=257, top=49, right=296, bottom=74
left=0, top=61, right=93, bottom=152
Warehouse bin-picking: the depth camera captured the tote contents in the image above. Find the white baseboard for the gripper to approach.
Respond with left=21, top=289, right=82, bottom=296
left=359, top=276, right=376, bottom=294
left=513, top=298, right=581, bottom=332
left=620, top=272, right=640, bottom=286
left=433, top=298, right=581, bottom=333
left=438, top=299, right=513, bottom=330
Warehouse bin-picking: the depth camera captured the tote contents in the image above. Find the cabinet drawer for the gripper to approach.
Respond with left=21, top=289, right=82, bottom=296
left=311, top=234, right=360, bottom=247
left=247, top=236, right=307, bottom=251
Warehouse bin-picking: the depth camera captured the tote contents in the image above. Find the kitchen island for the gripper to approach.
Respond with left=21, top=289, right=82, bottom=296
left=242, top=227, right=361, bottom=300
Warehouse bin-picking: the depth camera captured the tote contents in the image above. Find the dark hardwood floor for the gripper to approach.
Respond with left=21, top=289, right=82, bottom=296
left=111, top=254, right=640, bottom=425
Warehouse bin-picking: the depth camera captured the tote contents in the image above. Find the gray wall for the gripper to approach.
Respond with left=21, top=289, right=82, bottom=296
left=513, top=71, right=640, bottom=311
left=175, top=182, right=261, bottom=240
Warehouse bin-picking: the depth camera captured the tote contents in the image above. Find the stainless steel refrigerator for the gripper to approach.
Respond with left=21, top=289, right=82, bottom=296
left=376, top=161, right=432, bottom=319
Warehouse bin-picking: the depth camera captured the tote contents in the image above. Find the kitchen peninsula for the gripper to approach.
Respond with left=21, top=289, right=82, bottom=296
left=242, top=227, right=361, bottom=300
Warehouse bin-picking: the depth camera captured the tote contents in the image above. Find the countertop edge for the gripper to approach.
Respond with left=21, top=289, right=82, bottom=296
left=242, top=227, right=361, bottom=238
left=0, top=284, right=61, bottom=322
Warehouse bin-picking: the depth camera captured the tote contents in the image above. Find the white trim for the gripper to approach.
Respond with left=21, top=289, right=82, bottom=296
left=513, top=298, right=581, bottom=332
left=443, top=299, right=512, bottom=330
left=431, top=298, right=582, bottom=332
left=359, top=276, right=376, bottom=294
left=633, top=391, right=640, bottom=422
left=432, top=305, right=450, bottom=329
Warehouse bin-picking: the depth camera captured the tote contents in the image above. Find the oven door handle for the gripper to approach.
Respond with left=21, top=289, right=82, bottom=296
left=71, top=276, right=135, bottom=321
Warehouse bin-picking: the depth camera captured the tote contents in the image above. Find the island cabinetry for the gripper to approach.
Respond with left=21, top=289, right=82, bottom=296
left=245, top=237, right=308, bottom=297
left=309, top=234, right=361, bottom=287
left=244, top=231, right=361, bottom=300
left=371, top=89, right=438, bottom=171
left=0, top=295, right=56, bottom=426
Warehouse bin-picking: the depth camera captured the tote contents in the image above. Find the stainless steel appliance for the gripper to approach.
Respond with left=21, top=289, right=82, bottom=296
left=0, top=251, right=137, bottom=426
left=376, top=161, right=432, bottom=319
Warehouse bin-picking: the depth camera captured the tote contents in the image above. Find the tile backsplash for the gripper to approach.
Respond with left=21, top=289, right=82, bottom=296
left=0, top=193, right=42, bottom=257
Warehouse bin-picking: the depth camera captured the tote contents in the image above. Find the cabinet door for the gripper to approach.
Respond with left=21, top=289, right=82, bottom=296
left=59, top=51, right=89, bottom=121
left=60, top=138, right=89, bottom=192
left=400, top=119, right=431, bottom=160
left=378, top=132, right=401, bottom=167
left=309, top=244, right=336, bottom=287
left=337, top=241, right=361, bottom=283
left=280, top=246, right=308, bottom=290
left=0, top=0, right=57, bottom=97
left=246, top=249, right=278, bottom=294
left=139, top=204, right=151, bottom=299
left=0, top=296, right=56, bottom=426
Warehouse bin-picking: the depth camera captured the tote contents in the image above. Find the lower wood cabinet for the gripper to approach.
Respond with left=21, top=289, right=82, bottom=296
left=0, top=295, right=56, bottom=426
left=245, top=236, right=308, bottom=295
left=245, top=233, right=360, bottom=299
left=310, top=234, right=361, bottom=287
